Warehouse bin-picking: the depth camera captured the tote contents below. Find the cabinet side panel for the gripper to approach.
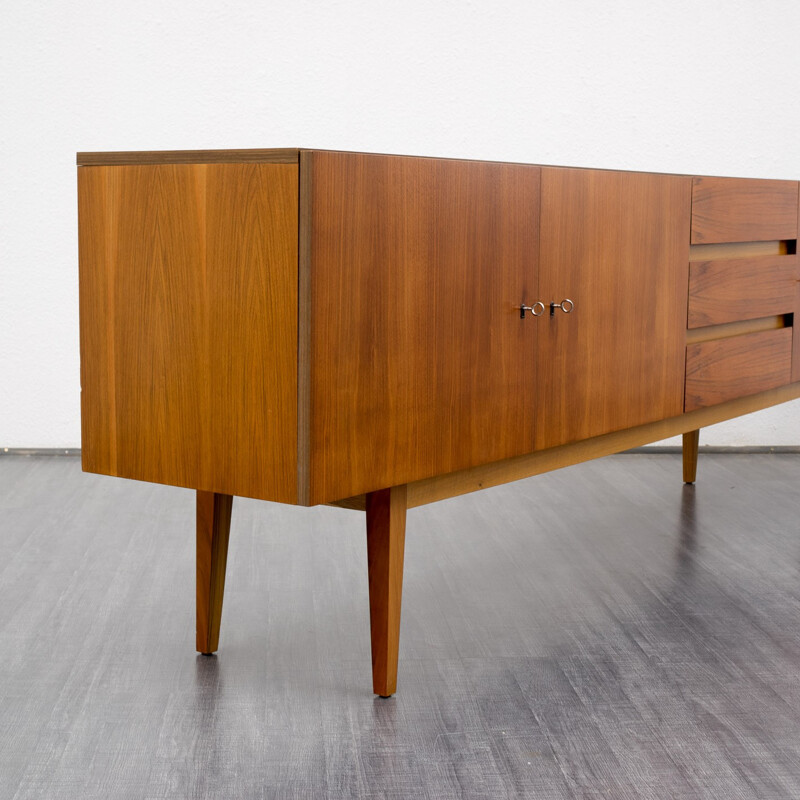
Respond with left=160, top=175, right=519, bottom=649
left=308, top=152, right=539, bottom=503
left=203, top=164, right=299, bottom=502
left=79, top=168, right=117, bottom=475
left=535, top=169, right=691, bottom=449
left=77, top=163, right=299, bottom=503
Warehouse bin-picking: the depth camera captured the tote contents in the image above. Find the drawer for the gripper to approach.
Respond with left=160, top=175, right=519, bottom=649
left=688, top=256, right=798, bottom=328
left=685, top=327, right=792, bottom=411
left=691, top=177, right=798, bottom=244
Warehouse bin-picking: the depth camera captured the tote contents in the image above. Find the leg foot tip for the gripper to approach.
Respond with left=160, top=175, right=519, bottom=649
left=200, top=652, right=216, bottom=657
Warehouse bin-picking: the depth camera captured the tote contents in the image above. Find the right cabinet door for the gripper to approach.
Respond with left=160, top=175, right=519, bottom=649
left=535, top=168, right=691, bottom=450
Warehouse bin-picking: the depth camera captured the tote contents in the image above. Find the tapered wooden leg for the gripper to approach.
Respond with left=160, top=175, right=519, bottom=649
left=683, top=429, right=700, bottom=484
left=196, top=491, right=233, bottom=654
left=366, top=485, right=408, bottom=697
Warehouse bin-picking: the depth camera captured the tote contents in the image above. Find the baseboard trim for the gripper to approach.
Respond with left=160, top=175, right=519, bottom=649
left=1, top=448, right=81, bottom=456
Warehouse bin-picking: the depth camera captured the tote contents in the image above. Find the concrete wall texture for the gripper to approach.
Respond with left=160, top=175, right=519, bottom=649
left=3, top=0, right=800, bottom=448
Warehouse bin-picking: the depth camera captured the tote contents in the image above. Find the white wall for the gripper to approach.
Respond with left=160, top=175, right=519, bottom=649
left=3, top=0, right=800, bottom=448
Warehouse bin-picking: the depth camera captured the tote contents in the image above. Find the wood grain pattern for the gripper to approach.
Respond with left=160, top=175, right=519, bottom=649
left=691, top=177, right=798, bottom=244
left=366, top=484, right=407, bottom=697
left=78, top=168, right=117, bottom=477
left=683, top=430, right=700, bottom=483
left=534, top=168, right=691, bottom=450
left=328, top=382, right=800, bottom=510
left=77, top=149, right=299, bottom=165
left=685, top=328, right=793, bottom=411
left=196, top=491, right=233, bottom=654
left=308, top=152, right=541, bottom=504
left=78, top=163, right=299, bottom=502
left=688, top=256, right=798, bottom=327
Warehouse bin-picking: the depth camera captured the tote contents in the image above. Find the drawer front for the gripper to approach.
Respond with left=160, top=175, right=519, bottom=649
left=691, top=177, right=798, bottom=244
left=688, top=256, right=797, bottom=328
left=685, top=327, right=792, bottom=411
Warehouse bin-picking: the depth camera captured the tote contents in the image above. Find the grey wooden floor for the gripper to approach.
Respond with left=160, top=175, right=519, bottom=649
left=2, top=454, right=800, bottom=799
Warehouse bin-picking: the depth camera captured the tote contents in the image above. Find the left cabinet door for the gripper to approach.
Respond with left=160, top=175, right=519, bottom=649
left=305, top=153, right=541, bottom=504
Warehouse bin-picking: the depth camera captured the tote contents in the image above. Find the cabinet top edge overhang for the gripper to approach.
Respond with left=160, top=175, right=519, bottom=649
left=74, top=149, right=799, bottom=183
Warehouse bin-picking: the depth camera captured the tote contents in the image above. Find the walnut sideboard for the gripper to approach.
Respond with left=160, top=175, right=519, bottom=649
left=77, top=148, right=800, bottom=696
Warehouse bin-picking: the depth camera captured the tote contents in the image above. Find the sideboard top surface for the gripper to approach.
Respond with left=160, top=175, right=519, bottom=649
left=75, top=149, right=799, bottom=182
left=76, top=149, right=302, bottom=166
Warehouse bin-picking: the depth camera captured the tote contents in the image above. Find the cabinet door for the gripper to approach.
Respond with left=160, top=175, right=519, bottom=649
left=307, top=152, right=540, bottom=503
left=535, top=168, right=691, bottom=449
